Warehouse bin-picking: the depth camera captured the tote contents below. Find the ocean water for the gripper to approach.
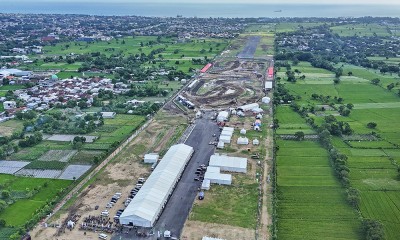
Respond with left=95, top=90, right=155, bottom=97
left=1, top=2, right=400, bottom=18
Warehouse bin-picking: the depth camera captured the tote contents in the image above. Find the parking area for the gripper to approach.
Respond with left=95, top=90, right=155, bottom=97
left=112, top=113, right=219, bottom=240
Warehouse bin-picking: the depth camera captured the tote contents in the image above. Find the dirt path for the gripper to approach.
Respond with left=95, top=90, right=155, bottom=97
left=259, top=116, right=273, bottom=240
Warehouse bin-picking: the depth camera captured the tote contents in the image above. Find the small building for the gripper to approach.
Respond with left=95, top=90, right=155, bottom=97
left=201, top=179, right=211, bottom=190
left=101, top=112, right=116, bottom=119
left=219, top=135, right=231, bottom=144
left=265, top=81, right=273, bottom=91
left=240, top=128, right=246, bottom=135
left=143, top=153, right=159, bottom=164
left=217, top=141, right=225, bottom=149
left=237, top=137, right=249, bottom=145
left=252, top=107, right=264, bottom=114
left=3, top=101, right=16, bottom=110
left=204, top=167, right=232, bottom=185
left=209, top=154, right=247, bottom=173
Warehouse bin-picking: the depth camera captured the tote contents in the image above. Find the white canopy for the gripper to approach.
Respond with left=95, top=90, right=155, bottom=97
left=209, top=154, right=247, bottom=173
left=119, top=144, right=194, bottom=227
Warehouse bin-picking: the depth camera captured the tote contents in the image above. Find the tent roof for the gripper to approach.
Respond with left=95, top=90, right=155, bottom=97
left=120, top=144, right=193, bottom=226
left=209, top=154, right=247, bottom=170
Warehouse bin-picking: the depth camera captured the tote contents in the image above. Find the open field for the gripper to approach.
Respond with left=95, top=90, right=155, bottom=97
left=277, top=58, right=400, bottom=239
left=330, top=23, right=391, bottom=37
left=0, top=120, right=24, bottom=137
left=191, top=177, right=258, bottom=229
left=0, top=176, right=71, bottom=239
left=275, top=139, right=361, bottom=240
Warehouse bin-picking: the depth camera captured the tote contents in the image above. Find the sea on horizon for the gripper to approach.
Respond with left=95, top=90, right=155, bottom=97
left=1, top=2, right=400, bottom=18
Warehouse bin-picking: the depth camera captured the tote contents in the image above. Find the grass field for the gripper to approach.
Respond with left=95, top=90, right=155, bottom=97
left=277, top=59, right=400, bottom=239
left=275, top=140, right=361, bottom=240
left=331, top=23, right=391, bottom=37
left=39, top=36, right=228, bottom=74
left=0, top=176, right=71, bottom=227
left=275, top=106, right=315, bottom=135
left=0, top=120, right=24, bottom=137
left=191, top=175, right=258, bottom=229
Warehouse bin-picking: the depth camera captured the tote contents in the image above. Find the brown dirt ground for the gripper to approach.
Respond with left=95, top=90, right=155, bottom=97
left=31, top=111, right=186, bottom=240
left=181, top=220, right=255, bottom=240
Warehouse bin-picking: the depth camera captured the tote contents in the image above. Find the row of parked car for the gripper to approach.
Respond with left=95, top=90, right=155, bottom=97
left=194, top=164, right=207, bottom=181
left=123, top=177, right=146, bottom=208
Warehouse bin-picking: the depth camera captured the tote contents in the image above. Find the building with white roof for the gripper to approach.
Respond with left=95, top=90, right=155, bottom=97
left=119, top=144, right=194, bottom=227
left=209, top=154, right=247, bottom=173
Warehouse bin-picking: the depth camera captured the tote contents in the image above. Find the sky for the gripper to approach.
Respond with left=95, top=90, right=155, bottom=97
left=12, top=0, right=400, bottom=4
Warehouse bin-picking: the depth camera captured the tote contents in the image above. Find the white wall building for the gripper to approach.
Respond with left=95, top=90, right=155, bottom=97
left=209, top=154, right=248, bottom=173
left=143, top=153, right=159, bottom=164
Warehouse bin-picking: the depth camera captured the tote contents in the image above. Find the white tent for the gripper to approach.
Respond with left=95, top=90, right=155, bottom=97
left=253, top=139, right=260, bottom=145
left=143, top=153, right=159, bottom=164
left=240, top=128, right=246, bottom=135
left=252, top=107, right=264, bottom=114
left=119, top=144, right=194, bottom=227
left=262, top=96, right=271, bottom=104
left=223, top=127, right=234, bottom=133
left=220, top=135, right=231, bottom=143
left=201, top=179, right=211, bottom=190
left=204, top=171, right=232, bottom=185
left=209, top=155, right=248, bottom=173
left=217, top=111, right=229, bottom=122
left=237, top=137, right=249, bottom=145
left=254, top=125, right=260, bottom=131
left=217, top=141, right=225, bottom=149
left=238, top=103, right=259, bottom=112
left=196, top=111, right=202, bottom=118
left=237, top=111, right=245, bottom=117
left=256, top=114, right=263, bottom=119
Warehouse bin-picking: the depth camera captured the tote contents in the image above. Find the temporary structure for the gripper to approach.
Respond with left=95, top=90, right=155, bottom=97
left=240, top=128, right=246, bottom=135
left=217, top=141, right=225, bottom=149
left=262, top=96, right=271, bottom=104
left=119, top=144, right=194, bottom=227
left=253, top=139, right=260, bottom=145
left=143, top=153, right=159, bottom=164
left=238, top=103, right=259, bottom=111
left=209, top=154, right=248, bottom=173
left=217, top=111, right=229, bottom=122
left=219, top=135, right=231, bottom=143
left=201, top=179, right=211, bottom=190
left=237, top=137, right=249, bottom=145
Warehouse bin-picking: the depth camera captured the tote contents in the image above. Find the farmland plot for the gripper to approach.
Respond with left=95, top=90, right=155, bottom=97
left=0, top=161, right=30, bottom=174
left=38, top=150, right=78, bottom=162
left=58, top=164, right=92, bottom=180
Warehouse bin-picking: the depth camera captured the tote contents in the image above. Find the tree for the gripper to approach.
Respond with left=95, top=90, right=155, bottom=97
left=371, top=78, right=380, bottom=85
left=0, top=200, right=6, bottom=212
left=387, top=83, right=395, bottom=91
left=362, top=219, right=385, bottom=240
left=367, top=122, right=377, bottom=129
left=0, top=219, right=5, bottom=227
left=1, top=190, right=10, bottom=199
left=294, top=131, right=305, bottom=141
left=347, top=71, right=353, bottom=76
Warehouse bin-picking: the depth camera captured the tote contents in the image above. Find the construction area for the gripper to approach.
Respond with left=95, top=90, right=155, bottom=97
left=31, top=34, right=274, bottom=240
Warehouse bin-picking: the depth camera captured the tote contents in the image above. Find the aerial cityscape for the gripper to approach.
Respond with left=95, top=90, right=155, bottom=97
left=0, top=1, right=399, bottom=240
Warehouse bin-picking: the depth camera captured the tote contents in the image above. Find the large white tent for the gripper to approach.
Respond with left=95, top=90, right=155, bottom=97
left=209, top=154, right=248, bottom=173
left=204, top=171, right=232, bottom=185
left=238, top=103, right=259, bottom=111
left=119, top=144, right=194, bottom=227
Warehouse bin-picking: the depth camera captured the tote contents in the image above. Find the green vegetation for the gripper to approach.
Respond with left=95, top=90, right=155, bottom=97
left=274, top=58, right=400, bottom=239
left=191, top=178, right=258, bottom=228
left=331, top=23, right=391, bottom=37
left=0, top=176, right=70, bottom=230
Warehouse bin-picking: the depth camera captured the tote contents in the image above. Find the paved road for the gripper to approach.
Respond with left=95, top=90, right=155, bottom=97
left=237, top=36, right=261, bottom=59
left=112, top=113, right=219, bottom=240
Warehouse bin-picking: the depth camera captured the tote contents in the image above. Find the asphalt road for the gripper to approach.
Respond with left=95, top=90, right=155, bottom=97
left=237, top=36, right=261, bottom=59
left=112, top=113, right=219, bottom=240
